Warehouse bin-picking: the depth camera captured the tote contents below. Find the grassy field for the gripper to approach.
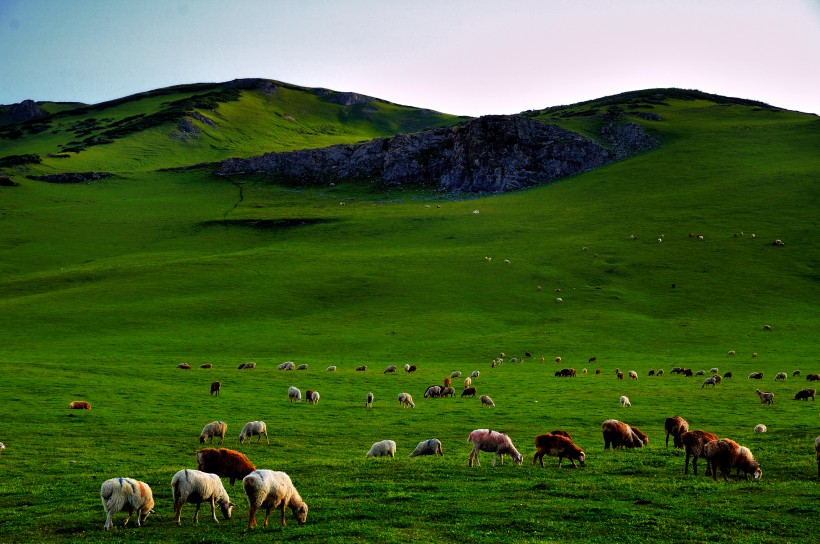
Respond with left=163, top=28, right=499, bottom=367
left=0, top=88, right=818, bottom=543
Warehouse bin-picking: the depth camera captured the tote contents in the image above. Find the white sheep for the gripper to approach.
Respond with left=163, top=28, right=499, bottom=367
left=366, top=439, right=397, bottom=458
left=243, top=470, right=308, bottom=529
left=326, top=365, right=336, bottom=372
left=171, top=469, right=234, bottom=525
left=308, top=390, right=320, bottom=405
left=296, top=363, right=308, bottom=370
left=199, top=421, right=227, bottom=446
left=100, top=477, right=155, bottom=530
left=397, top=392, right=415, bottom=408
left=404, top=363, right=410, bottom=371
left=628, top=370, right=638, bottom=380
left=464, top=377, right=472, bottom=389
left=620, top=395, right=631, bottom=408
left=384, top=365, right=397, bottom=374
left=365, top=392, right=374, bottom=408
left=702, top=376, right=718, bottom=388
left=754, top=424, right=767, bottom=433
left=278, top=361, right=295, bottom=370
left=409, top=438, right=443, bottom=458
left=775, top=372, right=787, bottom=381
left=450, top=371, right=462, bottom=378
left=288, top=386, right=302, bottom=402
left=470, top=370, right=480, bottom=378
left=556, top=297, right=563, bottom=303
left=239, top=421, right=269, bottom=444
left=710, top=367, right=719, bottom=374
left=0, top=442, right=4, bottom=453
left=480, top=395, right=495, bottom=408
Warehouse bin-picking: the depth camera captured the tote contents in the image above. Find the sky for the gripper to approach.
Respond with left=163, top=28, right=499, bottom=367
left=1, top=0, right=819, bottom=117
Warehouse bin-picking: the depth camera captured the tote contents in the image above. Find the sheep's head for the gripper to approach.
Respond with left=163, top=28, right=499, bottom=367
left=512, top=453, right=524, bottom=465
left=578, top=452, right=586, bottom=466
left=220, top=500, right=235, bottom=520
left=294, top=503, right=308, bottom=525
left=751, top=463, right=762, bottom=481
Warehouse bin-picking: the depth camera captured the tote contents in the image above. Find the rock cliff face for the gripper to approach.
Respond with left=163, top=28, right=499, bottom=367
left=216, top=115, right=657, bottom=192
left=0, top=100, right=46, bottom=126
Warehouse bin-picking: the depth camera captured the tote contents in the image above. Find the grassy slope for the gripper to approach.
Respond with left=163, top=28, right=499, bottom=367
left=0, top=91, right=818, bottom=543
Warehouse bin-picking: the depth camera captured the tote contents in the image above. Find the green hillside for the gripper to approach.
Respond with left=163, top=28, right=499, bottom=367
left=0, top=85, right=818, bottom=543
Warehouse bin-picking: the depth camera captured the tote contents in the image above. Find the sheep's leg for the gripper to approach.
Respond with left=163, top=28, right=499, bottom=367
left=247, top=505, right=258, bottom=529
left=264, top=432, right=270, bottom=445
left=173, top=499, right=183, bottom=525
left=218, top=435, right=224, bottom=446
left=193, top=502, right=201, bottom=523
left=280, top=502, right=288, bottom=526
left=122, top=511, right=131, bottom=527
left=104, top=511, right=114, bottom=531
left=263, top=506, right=273, bottom=527
left=210, top=497, right=219, bottom=523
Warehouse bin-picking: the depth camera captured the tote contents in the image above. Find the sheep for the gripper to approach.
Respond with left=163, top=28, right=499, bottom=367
left=365, top=392, right=374, bottom=408
left=464, top=377, right=472, bottom=389
left=461, top=387, right=477, bottom=398
left=710, top=367, right=719, bottom=374
left=815, top=436, right=820, bottom=478
left=68, top=400, right=91, bottom=410
left=199, top=421, right=227, bottom=446
left=620, top=395, right=631, bottom=408
left=384, top=365, right=397, bottom=374
left=681, top=430, right=718, bottom=475
left=702, top=376, right=718, bottom=388
left=405, top=364, right=417, bottom=373
left=0, top=442, right=4, bottom=453
left=200, top=363, right=213, bottom=369
left=748, top=372, right=763, bottom=380
left=178, top=363, right=192, bottom=369
left=238, top=362, right=256, bottom=370
left=470, top=370, right=480, bottom=378
left=588, top=356, right=597, bottom=364
left=554, top=357, right=562, bottom=364
left=727, top=350, right=736, bottom=357
left=326, top=365, right=336, bottom=372
left=533, top=433, right=585, bottom=468
left=424, top=385, right=442, bottom=398
left=723, top=372, right=733, bottom=378
left=100, top=477, right=155, bottom=530
left=307, top=390, right=320, bottom=405
left=480, top=395, right=495, bottom=408
left=601, top=419, right=648, bottom=449
left=793, top=388, right=816, bottom=401
left=793, top=370, right=801, bottom=377
left=467, top=429, right=523, bottom=467
left=556, top=297, right=563, bottom=303
left=763, top=324, right=772, bottom=330
left=450, top=371, right=462, bottom=378
left=775, top=372, right=787, bottom=381
left=171, top=469, right=234, bottom=525
left=243, top=470, right=308, bottom=529
left=754, top=424, right=767, bottom=433
left=616, top=370, right=624, bottom=380
left=695, top=370, right=706, bottom=376
left=296, top=364, right=308, bottom=370
left=628, top=370, right=638, bottom=380
left=808, top=374, right=820, bottom=382
left=648, top=370, right=655, bottom=376
left=366, top=439, right=396, bottom=458
left=657, top=369, right=664, bottom=376
left=755, top=389, right=774, bottom=405
left=752, top=352, right=758, bottom=358
left=665, top=416, right=690, bottom=448
left=409, top=438, right=444, bottom=458
left=239, top=421, right=269, bottom=445
left=210, top=381, right=221, bottom=396
left=704, top=439, right=762, bottom=481
left=196, top=448, right=256, bottom=486
left=682, top=369, right=693, bottom=377
left=555, top=368, right=576, bottom=377
left=278, top=361, right=295, bottom=371
left=443, top=377, right=452, bottom=388
left=398, top=392, right=415, bottom=408
left=355, top=365, right=367, bottom=372
left=441, top=386, right=456, bottom=397
left=288, top=386, right=302, bottom=402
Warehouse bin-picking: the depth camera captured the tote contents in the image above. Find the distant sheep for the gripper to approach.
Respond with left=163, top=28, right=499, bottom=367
left=239, top=421, right=269, bottom=445
left=793, top=388, right=816, bottom=401
left=793, top=370, right=801, bottom=377
left=748, top=372, right=764, bottom=380
left=210, top=381, right=221, bottom=396
left=461, top=387, right=477, bottom=398
left=665, top=416, right=689, bottom=449
left=695, top=370, right=705, bottom=376
left=620, top=395, right=631, bottom=408
left=555, top=368, right=576, bottom=377
left=480, top=395, right=495, bottom=408
left=727, top=350, right=736, bottom=357
left=307, top=390, right=320, bottom=405
left=424, top=385, right=442, bottom=398
left=628, top=370, right=638, bottom=380
left=775, top=372, right=787, bottom=381
left=288, top=386, right=302, bottom=402
left=701, top=376, right=718, bottom=388
left=440, top=386, right=455, bottom=397
left=397, top=392, right=415, bottom=408
left=326, top=366, right=336, bottom=372
left=443, top=377, right=451, bottom=388
left=178, top=363, right=192, bottom=369
left=296, top=364, right=308, bottom=370
left=464, top=377, right=472, bottom=389
left=710, top=367, right=719, bottom=374
left=554, top=357, right=562, bottom=363
left=68, top=400, right=91, bottom=410
left=755, top=389, right=774, bottom=405
left=450, top=371, right=462, bottom=378
left=616, top=370, right=624, bottom=380
left=409, top=438, right=444, bottom=458
left=405, top=364, right=417, bottom=373
left=754, top=424, right=767, bottom=433
left=100, top=477, right=155, bottom=530
left=648, top=370, right=655, bottom=376
left=171, top=469, right=234, bottom=525
left=238, top=362, right=256, bottom=370
left=763, top=324, right=772, bottom=330
left=196, top=448, right=255, bottom=486
left=199, top=421, right=227, bottom=446
left=602, top=419, right=648, bottom=449
left=657, top=369, right=664, bottom=376
left=470, top=370, right=480, bottom=378
left=806, top=374, right=820, bottom=382
left=366, top=439, right=396, bottom=458
left=278, top=361, right=295, bottom=371
left=723, top=372, right=733, bottom=379
left=384, top=365, right=397, bottom=374
left=703, top=439, right=762, bottom=481
left=355, top=365, right=367, bottom=372
left=365, top=392, right=374, bottom=408
left=533, top=433, right=585, bottom=468
left=243, top=470, right=308, bottom=528
left=752, top=352, right=758, bottom=358
left=468, top=429, right=523, bottom=467
left=681, top=430, right=718, bottom=475
left=200, top=363, right=213, bottom=369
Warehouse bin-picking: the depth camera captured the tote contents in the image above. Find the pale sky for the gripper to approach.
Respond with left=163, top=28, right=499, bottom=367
left=1, top=0, right=819, bottom=116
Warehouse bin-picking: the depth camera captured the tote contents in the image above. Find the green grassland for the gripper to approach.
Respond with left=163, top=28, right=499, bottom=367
left=0, top=87, right=818, bottom=543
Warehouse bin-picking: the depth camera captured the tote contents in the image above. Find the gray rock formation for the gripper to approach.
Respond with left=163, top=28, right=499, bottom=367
left=216, top=115, right=658, bottom=192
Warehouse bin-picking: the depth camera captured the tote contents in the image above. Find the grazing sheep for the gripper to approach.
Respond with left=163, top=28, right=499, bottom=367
left=238, top=362, right=256, bottom=370
left=682, top=369, right=693, bottom=377
left=461, top=387, right=477, bottom=398
left=554, top=357, right=562, bottom=364
left=695, top=370, right=705, bottom=376
left=702, top=376, right=718, bottom=388
left=533, top=433, right=585, bottom=468
left=450, top=371, right=462, bottom=378
left=555, top=368, right=576, bottom=377
left=307, top=390, right=320, bottom=405
left=601, top=419, right=648, bottom=449
left=616, top=370, right=624, bottom=380
left=398, top=392, right=415, bottom=408
left=178, top=363, right=192, bottom=369
left=100, top=478, right=155, bottom=530
left=628, top=370, right=638, bottom=380
left=815, top=436, right=820, bottom=478
left=596, top=369, right=601, bottom=375
left=775, top=372, right=787, bottom=381
left=808, top=374, right=820, bottom=382
left=748, top=372, right=763, bottom=380
left=754, top=424, right=767, bottom=433
left=681, top=430, right=718, bottom=475
left=723, top=372, right=733, bottom=379
left=665, top=416, right=690, bottom=449
left=763, top=324, right=772, bottom=330
left=588, top=356, right=597, bottom=364
left=288, top=386, right=302, bottom=402
left=464, top=377, right=472, bottom=389
left=409, top=438, right=444, bottom=458
left=243, top=470, right=308, bottom=529
left=366, top=439, right=396, bottom=458
left=210, top=381, right=221, bottom=396
left=384, top=365, right=397, bottom=374
left=199, top=421, right=227, bottom=446
left=657, top=369, right=664, bottom=376
left=239, top=421, right=269, bottom=445
left=704, top=439, right=762, bottom=482
left=467, top=429, right=523, bottom=467
left=278, top=362, right=295, bottom=371
left=752, top=352, right=758, bottom=358
left=443, top=377, right=452, bottom=388
left=582, top=368, right=588, bottom=374
left=793, top=370, right=801, bottom=377
left=556, top=297, right=563, bottom=303
left=480, top=395, right=495, bottom=408
left=727, top=350, right=736, bottom=357
left=196, top=448, right=256, bottom=486
left=296, top=364, right=308, bottom=370
left=171, top=469, right=234, bottom=525
left=200, top=363, right=213, bottom=369
left=424, top=385, right=442, bottom=398
left=620, top=395, right=631, bottom=408
left=470, top=370, right=480, bottom=378
left=68, top=400, right=91, bottom=410
left=440, top=386, right=455, bottom=397
left=365, top=392, right=374, bottom=408
left=793, top=388, right=816, bottom=401
left=648, top=370, right=655, bottom=376
left=755, top=389, right=774, bottom=405
left=710, top=367, right=719, bottom=374
left=355, top=365, right=367, bottom=372
left=326, top=365, right=336, bottom=372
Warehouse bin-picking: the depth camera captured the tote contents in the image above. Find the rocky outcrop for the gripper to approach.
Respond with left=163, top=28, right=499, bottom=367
left=0, top=100, right=46, bottom=126
left=216, top=115, right=658, bottom=192
left=27, top=172, right=112, bottom=184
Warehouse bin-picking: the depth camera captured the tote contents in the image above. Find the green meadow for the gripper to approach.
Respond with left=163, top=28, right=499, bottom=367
left=0, top=84, right=818, bottom=543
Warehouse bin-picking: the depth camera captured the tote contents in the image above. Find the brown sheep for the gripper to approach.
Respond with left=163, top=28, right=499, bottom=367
left=68, top=400, right=92, bottom=410
left=601, top=419, right=648, bottom=449
left=210, top=381, right=221, bottom=396
left=807, top=374, right=820, bottom=382
left=200, top=363, right=213, bottom=369
left=665, top=416, right=690, bottom=448
left=755, top=389, right=774, bottom=405
left=177, top=363, right=192, bottom=370
left=703, top=439, right=762, bottom=482
left=681, top=430, right=718, bottom=476
left=196, top=448, right=256, bottom=486
left=723, top=372, right=733, bottom=379
left=461, top=387, right=477, bottom=398
left=793, top=388, right=816, bottom=401
left=533, top=434, right=585, bottom=468
left=443, top=377, right=451, bottom=388
left=616, top=370, right=624, bottom=380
